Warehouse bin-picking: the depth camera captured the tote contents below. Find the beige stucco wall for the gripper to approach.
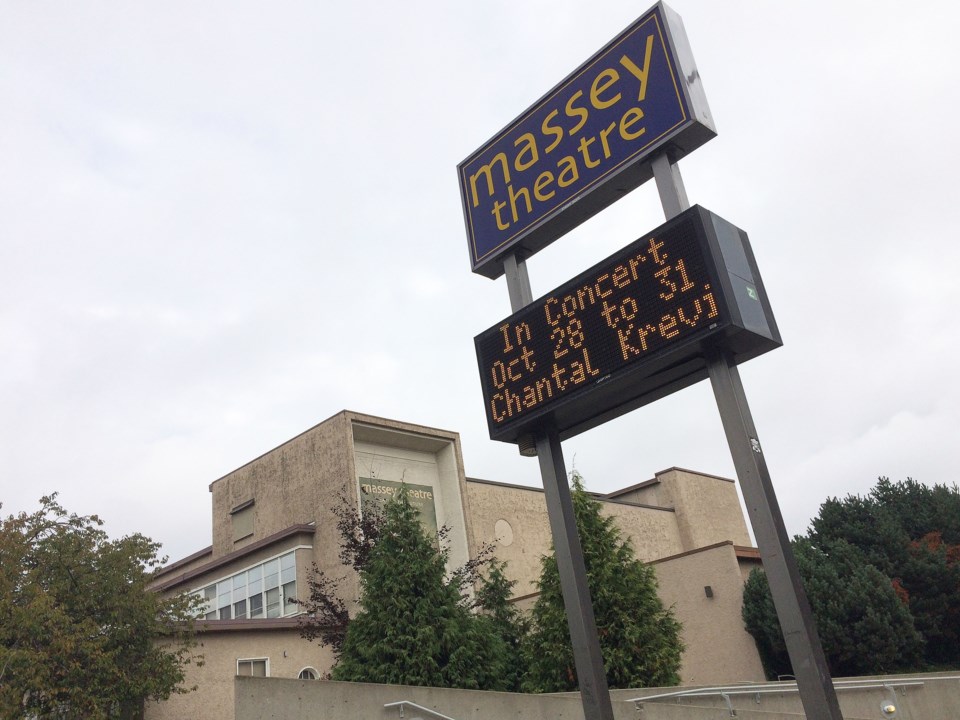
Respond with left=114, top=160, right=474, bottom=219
left=613, top=469, right=751, bottom=551
left=464, top=479, right=686, bottom=597
left=148, top=412, right=480, bottom=720
left=598, top=500, right=685, bottom=562
left=147, top=629, right=334, bottom=720
left=201, top=411, right=474, bottom=607
left=651, top=542, right=765, bottom=685
left=209, top=411, right=352, bottom=584
left=463, top=480, right=551, bottom=598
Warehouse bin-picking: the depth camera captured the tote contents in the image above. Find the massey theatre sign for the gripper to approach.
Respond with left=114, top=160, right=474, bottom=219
left=459, top=3, right=715, bottom=278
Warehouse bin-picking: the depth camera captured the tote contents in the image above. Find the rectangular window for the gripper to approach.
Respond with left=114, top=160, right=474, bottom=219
left=237, top=658, right=268, bottom=677
left=231, top=500, right=255, bottom=543
left=282, top=580, right=297, bottom=610
left=263, top=559, right=280, bottom=591
left=233, top=598, right=247, bottom=619
left=247, top=566, right=263, bottom=596
left=265, top=587, right=281, bottom=618
left=192, top=550, right=302, bottom=621
left=280, top=553, right=296, bottom=584
left=204, top=585, right=216, bottom=604
left=249, top=593, right=263, bottom=618
left=217, top=580, right=232, bottom=615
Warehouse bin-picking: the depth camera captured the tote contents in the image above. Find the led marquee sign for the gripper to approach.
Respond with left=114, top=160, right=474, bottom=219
left=459, top=2, right=715, bottom=279
left=474, top=206, right=781, bottom=443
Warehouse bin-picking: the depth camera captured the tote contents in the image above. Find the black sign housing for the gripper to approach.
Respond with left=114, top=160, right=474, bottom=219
left=474, top=205, right=780, bottom=443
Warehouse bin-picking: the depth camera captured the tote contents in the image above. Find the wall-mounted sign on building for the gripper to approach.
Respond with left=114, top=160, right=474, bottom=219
left=359, top=478, right=439, bottom=538
left=458, top=2, right=715, bottom=279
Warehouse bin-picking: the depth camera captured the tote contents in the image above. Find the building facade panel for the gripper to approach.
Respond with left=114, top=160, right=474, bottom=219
left=147, top=411, right=765, bottom=719
left=651, top=542, right=765, bottom=684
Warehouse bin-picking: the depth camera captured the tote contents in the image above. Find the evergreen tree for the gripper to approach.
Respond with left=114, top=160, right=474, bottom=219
left=474, top=558, right=529, bottom=691
left=522, top=473, right=683, bottom=692
left=742, top=537, right=924, bottom=679
left=332, top=485, right=511, bottom=690
left=806, top=477, right=960, bottom=667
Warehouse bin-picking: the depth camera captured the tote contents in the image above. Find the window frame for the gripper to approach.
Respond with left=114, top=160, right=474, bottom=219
left=236, top=657, right=270, bottom=677
left=191, top=546, right=310, bottom=621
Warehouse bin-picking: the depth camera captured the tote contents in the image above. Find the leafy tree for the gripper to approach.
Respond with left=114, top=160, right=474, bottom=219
left=330, top=486, right=512, bottom=690
left=742, top=537, right=923, bottom=678
left=523, top=473, right=683, bottom=692
left=0, top=495, right=200, bottom=719
left=807, top=477, right=960, bottom=667
left=297, top=492, right=385, bottom=658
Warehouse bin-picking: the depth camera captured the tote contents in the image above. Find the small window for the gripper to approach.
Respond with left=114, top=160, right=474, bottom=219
left=265, top=587, right=281, bottom=618
left=231, top=500, right=255, bottom=543
left=249, top=593, right=264, bottom=619
left=237, top=658, right=268, bottom=677
left=298, top=668, right=318, bottom=680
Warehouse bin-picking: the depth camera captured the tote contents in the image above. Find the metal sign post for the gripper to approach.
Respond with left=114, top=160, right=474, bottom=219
left=535, top=427, right=615, bottom=720
left=503, top=255, right=615, bottom=720
left=653, top=154, right=843, bottom=720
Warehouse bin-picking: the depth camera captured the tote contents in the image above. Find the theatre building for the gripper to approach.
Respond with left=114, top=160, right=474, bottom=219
left=147, top=410, right=765, bottom=720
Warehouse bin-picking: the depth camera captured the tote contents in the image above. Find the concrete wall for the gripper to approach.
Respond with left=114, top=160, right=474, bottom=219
left=235, top=677, right=595, bottom=720
left=651, top=542, right=765, bottom=684
left=235, top=674, right=960, bottom=720
left=616, top=672, right=960, bottom=719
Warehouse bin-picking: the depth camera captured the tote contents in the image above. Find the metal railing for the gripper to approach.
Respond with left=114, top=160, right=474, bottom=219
left=627, top=677, right=931, bottom=717
left=384, top=700, right=458, bottom=720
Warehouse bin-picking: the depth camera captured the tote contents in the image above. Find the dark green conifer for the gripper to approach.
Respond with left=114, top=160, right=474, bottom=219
left=742, top=537, right=924, bottom=678
left=474, top=558, right=529, bottom=691
left=522, top=473, right=683, bottom=692
left=332, top=485, right=509, bottom=689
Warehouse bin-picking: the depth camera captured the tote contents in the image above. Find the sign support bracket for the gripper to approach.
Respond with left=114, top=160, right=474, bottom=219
left=503, top=255, right=615, bottom=720
left=652, top=152, right=843, bottom=720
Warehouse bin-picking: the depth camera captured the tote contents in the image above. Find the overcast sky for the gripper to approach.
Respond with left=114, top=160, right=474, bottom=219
left=3, top=1, right=958, bottom=564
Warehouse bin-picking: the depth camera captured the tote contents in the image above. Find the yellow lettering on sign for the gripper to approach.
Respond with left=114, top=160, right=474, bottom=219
left=619, top=35, right=656, bottom=102
left=565, top=90, right=589, bottom=135
left=469, top=152, right=510, bottom=207
left=533, top=170, right=556, bottom=201
left=590, top=68, right=622, bottom=110
left=619, top=107, right=646, bottom=141
left=556, top=155, right=579, bottom=187
left=541, top=110, right=563, bottom=154
left=513, top=133, right=539, bottom=172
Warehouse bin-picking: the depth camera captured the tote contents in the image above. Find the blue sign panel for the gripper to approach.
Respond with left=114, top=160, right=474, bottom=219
left=459, top=3, right=715, bottom=278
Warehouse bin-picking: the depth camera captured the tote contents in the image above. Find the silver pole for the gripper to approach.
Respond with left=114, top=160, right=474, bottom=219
left=652, top=152, right=842, bottom=720
left=502, top=255, right=615, bottom=720
left=706, top=351, right=843, bottom=720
